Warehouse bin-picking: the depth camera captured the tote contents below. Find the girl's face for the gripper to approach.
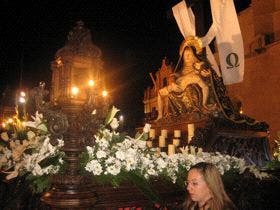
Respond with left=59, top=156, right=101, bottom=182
left=186, top=169, right=212, bottom=204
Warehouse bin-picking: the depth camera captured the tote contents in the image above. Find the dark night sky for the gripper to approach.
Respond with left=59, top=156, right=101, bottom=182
left=0, top=0, right=251, bottom=128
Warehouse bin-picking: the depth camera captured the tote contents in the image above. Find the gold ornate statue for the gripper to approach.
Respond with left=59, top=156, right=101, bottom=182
left=157, top=36, right=214, bottom=120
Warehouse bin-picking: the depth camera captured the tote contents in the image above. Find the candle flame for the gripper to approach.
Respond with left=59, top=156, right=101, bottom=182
left=71, top=86, right=79, bottom=95
left=88, top=80, right=95, bottom=87
left=102, top=90, right=108, bottom=97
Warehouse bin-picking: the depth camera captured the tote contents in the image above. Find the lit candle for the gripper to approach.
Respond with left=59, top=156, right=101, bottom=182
left=71, top=86, right=79, bottom=97
left=88, top=80, right=95, bottom=87
left=158, top=136, right=166, bottom=147
left=187, top=124, right=195, bottom=143
left=168, top=144, right=175, bottom=156
left=173, top=138, right=180, bottom=147
left=174, top=130, right=181, bottom=138
left=161, top=129, right=168, bottom=138
left=102, top=90, right=108, bottom=97
left=149, top=129, right=156, bottom=139
left=146, top=140, right=153, bottom=148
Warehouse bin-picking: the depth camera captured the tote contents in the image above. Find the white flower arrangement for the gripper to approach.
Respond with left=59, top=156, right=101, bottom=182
left=0, top=112, right=64, bottom=192
left=82, top=107, right=268, bottom=188
left=0, top=106, right=269, bottom=194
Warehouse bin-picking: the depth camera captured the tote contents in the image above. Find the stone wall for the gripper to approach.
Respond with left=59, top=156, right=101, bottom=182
left=227, top=42, right=280, bottom=149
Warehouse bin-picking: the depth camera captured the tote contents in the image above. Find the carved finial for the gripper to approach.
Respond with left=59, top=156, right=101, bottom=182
left=67, top=20, right=91, bottom=44
left=76, top=20, right=84, bottom=27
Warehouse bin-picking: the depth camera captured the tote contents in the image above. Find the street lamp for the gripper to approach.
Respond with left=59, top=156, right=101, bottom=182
left=16, top=90, right=27, bottom=121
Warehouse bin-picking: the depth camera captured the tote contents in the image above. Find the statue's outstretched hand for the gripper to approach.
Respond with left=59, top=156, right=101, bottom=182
left=194, top=62, right=211, bottom=77
left=193, top=62, right=203, bottom=70
left=200, top=69, right=211, bottom=77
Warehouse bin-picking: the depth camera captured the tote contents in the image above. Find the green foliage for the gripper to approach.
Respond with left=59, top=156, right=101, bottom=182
left=175, top=164, right=188, bottom=188
left=110, top=132, right=126, bottom=146
left=15, top=130, right=28, bottom=141
left=126, top=172, right=162, bottom=204
left=80, top=151, right=90, bottom=169
left=265, top=160, right=280, bottom=170
left=26, top=174, right=52, bottom=193
left=38, top=154, right=62, bottom=168
left=91, top=171, right=127, bottom=187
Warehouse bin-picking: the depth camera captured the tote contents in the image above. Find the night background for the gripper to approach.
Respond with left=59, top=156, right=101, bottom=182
left=0, top=0, right=251, bottom=129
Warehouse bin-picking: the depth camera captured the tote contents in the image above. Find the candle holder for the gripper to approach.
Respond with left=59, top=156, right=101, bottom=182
left=38, top=21, right=110, bottom=209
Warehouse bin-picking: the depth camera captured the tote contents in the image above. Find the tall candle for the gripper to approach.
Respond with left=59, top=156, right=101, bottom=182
left=149, top=129, right=156, bottom=139
left=197, top=147, right=203, bottom=155
left=174, top=130, right=181, bottom=138
left=159, top=136, right=166, bottom=147
left=168, top=144, right=175, bottom=156
left=187, top=124, right=195, bottom=143
left=161, top=129, right=168, bottom=138
left=173, top=138, right=180, bottom=147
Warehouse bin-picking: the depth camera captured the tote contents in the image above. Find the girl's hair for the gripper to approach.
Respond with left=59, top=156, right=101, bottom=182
left=184, top=162, right=237, bottom=210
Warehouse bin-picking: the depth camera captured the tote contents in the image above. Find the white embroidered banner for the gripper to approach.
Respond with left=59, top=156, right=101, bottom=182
left=210, top=0, right=244, bottom=84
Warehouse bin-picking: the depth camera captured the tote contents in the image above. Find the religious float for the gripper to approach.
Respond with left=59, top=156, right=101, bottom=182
left=1, top=21, right=280, bottom=210
left=143, top=36, right=271, bottom=168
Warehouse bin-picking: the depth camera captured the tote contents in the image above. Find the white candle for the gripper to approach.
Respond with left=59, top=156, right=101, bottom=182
left=149, top=129, right=156, bottom=139
left=173, top=138, right=180, bottom=147
left=187, top=124, right=195, bottom=143
left=158, top=136, right=166, bottom=147
left=161, top=129, right=168, bottom=138
left=174, top=130, right=181, bottom=138
left=197, top=147, right=203, bottom=155
left=190, top=146, right=196, bottom=155
left=168, top=144, right=175, bottom=156
left=146, top=140, right=153, bottom=148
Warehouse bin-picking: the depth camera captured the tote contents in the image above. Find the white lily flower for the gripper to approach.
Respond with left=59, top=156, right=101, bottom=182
left=110, top=118, right=119, bottom=130
left=92, top=109, right=97, bottom=115
left=1, top=132, right=9, bottom=141
left=105, top=106, right=120, bottom=125
left=27, top=131, right=36, bottom=140
left=143, top=124, right=151, bottom=133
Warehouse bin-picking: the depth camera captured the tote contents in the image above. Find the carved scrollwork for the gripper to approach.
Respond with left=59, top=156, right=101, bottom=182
left=209, top=134, right=271, bottom=167
left=78, top=104, right=108, bottom=146
left=52, top=174, right=92, bottom=187
left=28, top=82, right=69, bottom=145
left=43, top=110, right=68, bottom=145
left=189, top=117, right=271, bottom=167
